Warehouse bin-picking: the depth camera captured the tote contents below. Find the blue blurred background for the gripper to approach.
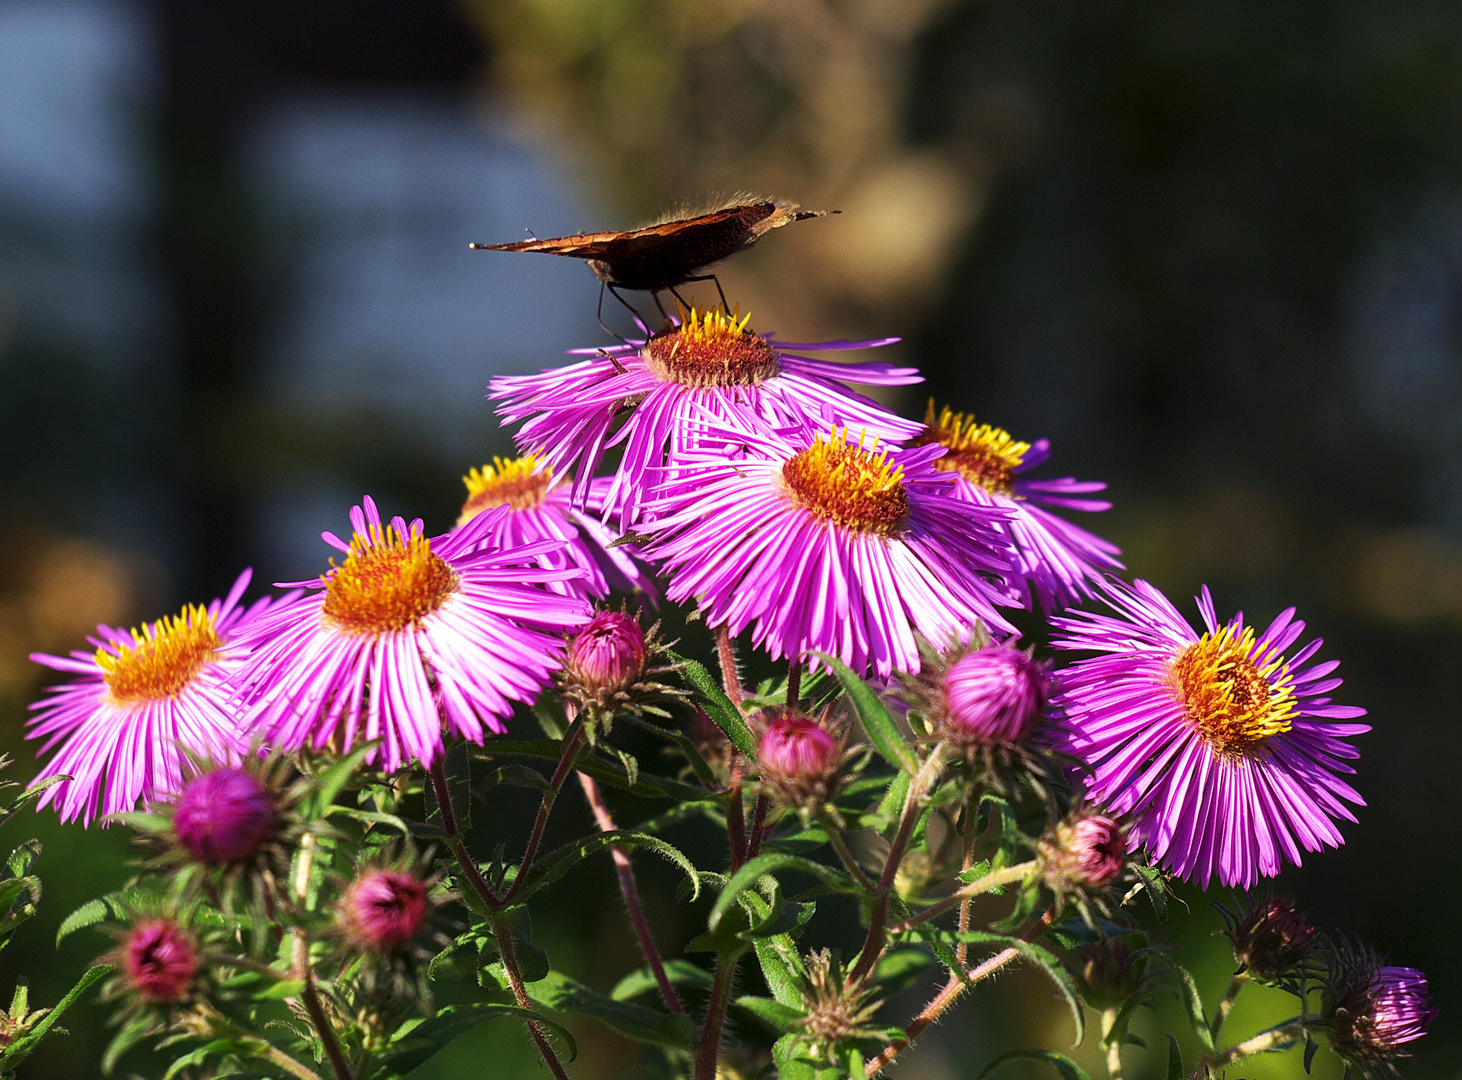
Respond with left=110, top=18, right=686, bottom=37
left=0, top=1, right=1457, bottom=1077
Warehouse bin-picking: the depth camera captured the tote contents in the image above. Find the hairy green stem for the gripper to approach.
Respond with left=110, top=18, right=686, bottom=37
left=885, top=861, right=1038, bottom=934
left=493, top=911, right=572, bottom=1080
left=818, top=810, right=874, bottom=891
left=693, top=953, right=739, bottom=1080
left=287, top=834, right=352, bottom=1080
left=1103, top=1006, right=1125, bottom=1079
left=1201, top=1020, right=1306, bottom=1073
left=1209, top=970, right=1250, bottom=1041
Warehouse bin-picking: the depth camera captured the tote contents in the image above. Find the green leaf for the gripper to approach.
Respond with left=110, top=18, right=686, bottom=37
left=753, top=936, right=806, bottom=1008
left=517, top=830, right=701, bottom=902
left=1166, top=1035, right=1184, bottom=1080
left=381, top=1002, right=578, bottom=1074
left=55, top=896, right=117, bottom=946
left=707, top=853, right=858, bottom=933
left=1, top=965, right=111, bottom=1071
left=875, top=948, right=937, bottom=999
left=252, top=978, right=306, bottom=1001
left=6, top=840, right=40, bottom=878
left=300, top=742, right=377, bottom=819
left=1153, top=957, right=1214, bottom=1053
left=735, top=995, right=803, bottom=1032
left=527, top=970, right=694, bottom=1048
left=666, top=651, right=757, bottom=758
left=981, top=1049, right=1095, bottom=1080
left=811, top=652, right=918, bottom=774
left=940, top=931, right=1085, bottom=1046
left=610, top=959, right=712, bottom=1003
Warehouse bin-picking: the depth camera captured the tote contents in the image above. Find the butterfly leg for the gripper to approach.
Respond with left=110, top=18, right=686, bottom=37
left=600, top=284, right=647, bottom=343
left=682, top=274, right=731, bottom=316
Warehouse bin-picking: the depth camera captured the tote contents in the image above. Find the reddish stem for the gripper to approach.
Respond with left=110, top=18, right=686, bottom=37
left=693, top=953, right=738, bottom=1080
left=576, top=771, right=684, bottom=1015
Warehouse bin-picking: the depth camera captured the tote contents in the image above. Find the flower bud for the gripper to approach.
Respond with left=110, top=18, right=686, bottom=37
left=122, top=919, right=199, bottom=1002
left=1039, top=813, right=1126, bottom=892
left=174, top=768, right=275, bottom=865
left=1332, top=965, right=1438, bottom=1064
left=757, top=711, right=841, bottom=810
left=340, top=870, right=429, bottom=951
left=567, top=611, right=647, bottom=693
left=1224, top=895, right=1318, bottom=984
left=940, top=646, right=1048, bottom=745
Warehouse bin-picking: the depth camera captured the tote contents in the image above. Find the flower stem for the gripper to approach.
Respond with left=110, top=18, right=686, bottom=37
left=493, top=910, right=572, bottom=1080
left=786, top=657, right=802, bottom=707
left=885, top=861, right=1038, bottom=934
left=428, top=757, right=500, bottom=909
left=693, top=952, right=739, bottom=1080
left=287, top=833, right=352, bottom=1080
left=863, top=909, right=1055, bottom=1076
left=746, top=792, right=770, bottom=860
left=499, top=718, right=586, bottom=907
left=1103, top=1006, right=1124, bottom=1080
left=1209, top=970, right=1249, bottom=1042
left=848, top=750, right=947, bottom=987
left=576, top=770, right=684, bottom=1015
left=818, top=810, right=874, bottom=891
left=715, top=626, right=749, bottom=869
left=714, top=625, right=745, bottom=708
left=1201, top=1020, right=1306, bottom=1072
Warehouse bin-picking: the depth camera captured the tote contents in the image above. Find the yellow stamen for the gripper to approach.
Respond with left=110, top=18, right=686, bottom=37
left=1169, top=624, right=1298, bottom=756
left=916, top=401, right=1029, bottom=496
left=643, top=305, right=779, bottom=387
left=459, top=455, right=554, bottom=523
left=782, top=426, right=909, bottom=535
left=98, top=606, right=220, bottom=703
left=321, top=520, right=457, bottom=635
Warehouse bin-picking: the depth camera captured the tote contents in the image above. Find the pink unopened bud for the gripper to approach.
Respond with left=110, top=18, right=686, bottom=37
left=940, top=646, right=1048, bottom=745
left=340, top=870, right=429, bottom=951
left=1040, top=813, right=1126, bottom=891
left=122, top=919, right=198, bottom=1002
left=568, top=611, right=647, bottom=693
left=174, top=768, right=274, bottom=864
left=757, top=712, right=840, bottom=809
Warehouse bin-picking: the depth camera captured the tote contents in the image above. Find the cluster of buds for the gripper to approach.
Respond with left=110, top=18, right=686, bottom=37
left=557, top=609, right=687, bottom=741
left=754, top=707, right=846, bottom=813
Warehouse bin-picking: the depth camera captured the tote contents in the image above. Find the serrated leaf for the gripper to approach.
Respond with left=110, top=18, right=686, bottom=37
left=527, top=970, right=694, bottom=1048
left=55, top=898, right=110, bottom=946
left=811, top=652, right=918, bottom=774
left=6, top=840, right=41, bottom=878
left=1127, top=863, right=1169, bottom=920
left=707, top=853, right=858, bottom=934
left=753, top=935, right=806, bottom=1008
left=610, top=959, right=713, bottom=1002
left=324, top=805, right=412, bottom=835
left=736, top=995, right=803, bottom=1032
left=666, top=651, right=757, bottom=758
left=981, top=1049, right=1095, bottom=1080
left=381, top=1002, right=577, bottom=1073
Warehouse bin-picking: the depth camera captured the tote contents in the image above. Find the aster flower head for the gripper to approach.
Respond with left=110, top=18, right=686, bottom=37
left=556, top=607, right=688, bottom=742
left=120, top=918, right=199, bottom=1002
left=173, top=766, right=274, bottom=865
left=490, top=306, right=925, bottom=528
left=236, top=496, right=592, bottom=773
left=641, top=421, right=1017, bottom=679
left=455, top=455, right=655, bottom=601
left=1051, top=578, right=1370, bottom=889
left=1327, top=949, right=1438, bottom=1073
left=27, top=569, right=269, bottom=826
left=915, top=402, right=1123, bottom=612
left=1217, top=892, right=1322, bottom=987
left=755, top=708, right=844, bottom=811
left=340, top=869, right=431, bottom=952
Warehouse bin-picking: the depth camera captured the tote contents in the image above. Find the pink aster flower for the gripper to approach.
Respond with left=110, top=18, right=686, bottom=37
left=489, top=307, right=924, bottom=528
left=235, top=496, right=591, bottom=772
left=1332, top=961, right=1438, bottom=1066
left=454, top=455, right=656, bottom=601
left=916, top=403, right=1122, bottom=612
left=639, top=421, right=1017, bottom=678
left=27, top=569, right=267, bottom=826
left=1050, top=578, right=1369, bottom=889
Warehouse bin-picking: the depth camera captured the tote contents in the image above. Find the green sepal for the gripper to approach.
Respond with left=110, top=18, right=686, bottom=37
left=1166, top=1034, right=1185, bottom=1080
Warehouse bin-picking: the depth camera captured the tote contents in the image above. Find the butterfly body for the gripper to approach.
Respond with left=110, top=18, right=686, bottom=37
left=472, top=199, right=836, bottom=292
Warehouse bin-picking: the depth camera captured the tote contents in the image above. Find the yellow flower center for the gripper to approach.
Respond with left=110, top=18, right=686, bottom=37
left=97, top=606, right=221, bottom=703
left=782, top=427, right=909, bottom=535
left=458, top=455, right=555, bottom=524
left=642, top=306, right=779, bottom=387
left=1169, top=624, right=1298, bottom=755
left=916, top=401, right=1029, bottom=496
left=321, top=520, right=457, bottom=635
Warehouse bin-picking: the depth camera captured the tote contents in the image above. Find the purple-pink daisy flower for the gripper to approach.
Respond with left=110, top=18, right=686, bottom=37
left=455, top=455, right=656, bottom=601
left=639, top=421, right=1017, bottom=678
left=1332, top=962, right=1438, bottom=1066
left=915, top=403, right=1122, bottom=612
left=235, top=496, right=591, bottom=773
left=489, top=307, right=924, bottom=527
left=27, top=569, right=267, bottom=826
left=1050, top=578, right=1369, bottom=889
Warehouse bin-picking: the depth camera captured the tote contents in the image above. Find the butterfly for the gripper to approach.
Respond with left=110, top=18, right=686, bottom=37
left=472, top=198, right=837, bottom=328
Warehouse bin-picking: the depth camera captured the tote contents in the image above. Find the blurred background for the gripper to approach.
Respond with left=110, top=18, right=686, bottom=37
left=0, top=0, right=1457, bottom=1077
